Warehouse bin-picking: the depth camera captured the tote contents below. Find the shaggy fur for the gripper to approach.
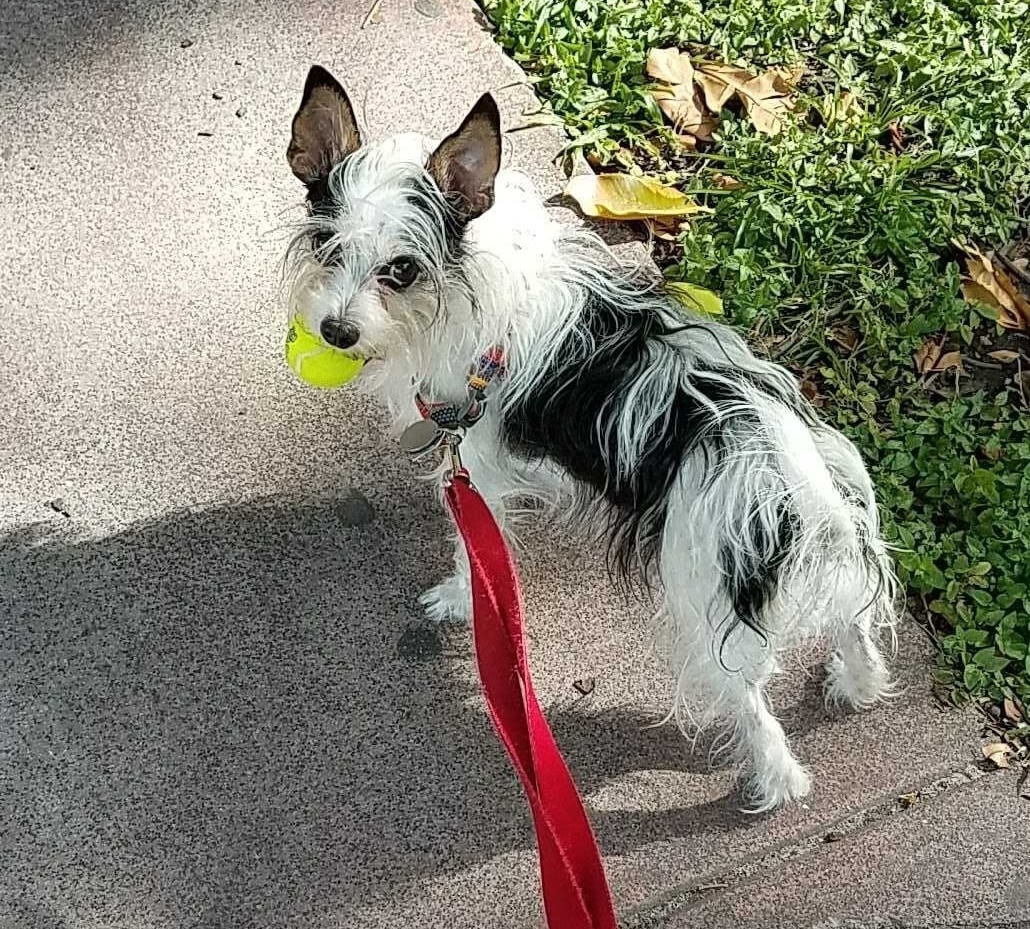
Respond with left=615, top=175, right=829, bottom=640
left=284, top=66, right=902, bottom=811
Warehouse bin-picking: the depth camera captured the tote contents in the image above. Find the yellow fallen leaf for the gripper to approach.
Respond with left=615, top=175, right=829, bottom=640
left=982, top=741, right=1012, bottom=769
left=666, top=281, right=723, bottom=316
left=988, top=350, right=1021, bottom=363
left=936, top=351, right=963, bottom=372
left=564, top=173, right=705, bottom=220
left=1003, top=697, right=1023, bottom=723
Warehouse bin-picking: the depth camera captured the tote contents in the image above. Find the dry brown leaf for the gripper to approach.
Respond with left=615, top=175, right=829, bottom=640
left=711, top=172, right=743, bottom=190
left=647, top=48, right=715, bottom=140
left=741, top=71, right=794, bottom=135
left=988, top=350, right=1021, bottom=363
left=774, top=64, right=805, bottom=87
left=1004, top=697, right=1023, bottom=723
left=828, top=325, right=859, bottom=353
left=799, top=376, right=823, bottom=406
left=914, top=339, right=944, bottom=374
left=695, top=62, right=794, bottom=135
left=982, top=741, right=1013, bottom=769
left=961, top=251, right=1030, bottom=331
left=646, top=217, right=685, bottom=241
left=694, top=63, right=751, bottom=112
left=646, top=47, right=692, bottom=85
left=898, top=791, right=919, bottom=808
left=915, top=340, right=963, bottom=373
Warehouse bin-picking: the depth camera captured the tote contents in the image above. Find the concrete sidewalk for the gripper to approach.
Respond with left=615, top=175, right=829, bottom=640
left=0, top=1, right=1024, bottom=927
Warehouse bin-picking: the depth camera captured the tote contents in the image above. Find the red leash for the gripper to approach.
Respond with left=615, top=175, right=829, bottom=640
left=444, top=469, right=619, bottom=929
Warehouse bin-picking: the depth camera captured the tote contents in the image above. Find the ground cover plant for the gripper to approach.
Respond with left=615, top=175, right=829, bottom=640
left=484, top=0, right=1030, bottom=736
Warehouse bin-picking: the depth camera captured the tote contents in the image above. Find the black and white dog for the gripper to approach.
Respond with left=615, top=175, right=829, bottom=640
left=284, top=66, right=900, bottom=810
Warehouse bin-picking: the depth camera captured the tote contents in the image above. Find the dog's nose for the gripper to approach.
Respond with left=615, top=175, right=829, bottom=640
left=320, top=317, right=360, bottom=349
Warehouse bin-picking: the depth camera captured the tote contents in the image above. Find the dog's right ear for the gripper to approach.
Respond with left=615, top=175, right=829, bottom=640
left=287, top=65, right=362, bottom=187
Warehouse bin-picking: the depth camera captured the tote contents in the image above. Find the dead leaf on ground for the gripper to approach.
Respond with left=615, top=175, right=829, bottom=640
left=695, top=62, right=794, bottom=135
left=646, top=216, right=687, bottom=241
left=828, top=324, right=859, bottom=353
left=914, top=340, right=962, bottom=374
left=988, top=349, right=1022, bottom=363
left=982, top=741, right=1013, bottom=769
left=959, top=245, right=1030, bottom=331
left=799, top=374, right=824, bottom=407
left=646, top=48, right=715, bottom=143
left=711, top=172, right=744, bottom=190
left=1004, top=697, right=1023, bottom=723
left=898, top=791, right=920, bottom=808
left=564, top=172, right=706, bottom=221
left=888, top=120, right=906, bottom=152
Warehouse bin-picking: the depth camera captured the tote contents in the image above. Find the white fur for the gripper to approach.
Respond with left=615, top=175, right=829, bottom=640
left=285, top=130, right=902, bottom=811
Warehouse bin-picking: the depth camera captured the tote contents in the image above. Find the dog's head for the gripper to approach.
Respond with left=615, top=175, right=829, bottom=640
left=285, top=65, right=502, bottom=359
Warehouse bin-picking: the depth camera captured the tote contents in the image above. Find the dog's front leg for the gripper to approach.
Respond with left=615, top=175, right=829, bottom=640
left=418, top=440, right=510, bottom=624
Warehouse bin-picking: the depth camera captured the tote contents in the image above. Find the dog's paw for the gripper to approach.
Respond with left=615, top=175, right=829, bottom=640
left=741, top=760, right=812, bottom=814
left=419, top=575, right=472, bottom=624
left=824, top=652, right=896, bottom=710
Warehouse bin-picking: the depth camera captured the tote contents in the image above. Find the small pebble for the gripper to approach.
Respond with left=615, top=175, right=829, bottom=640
left=212, top=92, right=223, bottom=100
left=234, top=59, right=242, bottom=66
left=197, top=131, right=214, bottom=137
left=235, top=105, right=247, bottom=118
left=180, top=39, right=193, bottom=48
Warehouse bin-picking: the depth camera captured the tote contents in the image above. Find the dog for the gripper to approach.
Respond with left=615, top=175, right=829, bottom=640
left=283, top=65, right=901, bottom=810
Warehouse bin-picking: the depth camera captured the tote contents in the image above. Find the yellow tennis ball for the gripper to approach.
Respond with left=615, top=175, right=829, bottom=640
left=285, top=315, right=365, bottom=389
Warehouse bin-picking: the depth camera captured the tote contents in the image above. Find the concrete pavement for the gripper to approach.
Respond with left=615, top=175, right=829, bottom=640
left=0, top=1, right=1018, bottom=927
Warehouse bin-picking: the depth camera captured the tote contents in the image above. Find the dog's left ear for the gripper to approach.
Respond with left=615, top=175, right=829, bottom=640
left=427, top=94, right=502, bottom=221
left=288, top=65, right=362, bottom=187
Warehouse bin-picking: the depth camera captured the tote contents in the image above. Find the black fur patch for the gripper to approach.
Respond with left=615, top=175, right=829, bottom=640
left=501, top=284, right=803, bottom=637
left=719, top=505, right=797, bottom=642
left=502, top=286, right=734, bottom=583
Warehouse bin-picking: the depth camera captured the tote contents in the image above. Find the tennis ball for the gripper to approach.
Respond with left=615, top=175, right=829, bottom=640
left=285, top=315, right=365, bottom=389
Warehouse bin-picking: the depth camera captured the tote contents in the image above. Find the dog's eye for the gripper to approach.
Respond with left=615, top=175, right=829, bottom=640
left=379, top=257, right=420, bottom=290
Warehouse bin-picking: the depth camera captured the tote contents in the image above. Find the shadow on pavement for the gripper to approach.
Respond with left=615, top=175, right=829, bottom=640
left=0, top=479, right=796, bottom=925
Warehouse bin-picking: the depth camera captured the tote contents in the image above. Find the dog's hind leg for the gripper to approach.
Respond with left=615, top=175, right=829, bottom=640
left=660, top=459, right=814, bottom=811
left=823, top=547, right=898, bottom=709
left=664, top=599, right=811, bottom=811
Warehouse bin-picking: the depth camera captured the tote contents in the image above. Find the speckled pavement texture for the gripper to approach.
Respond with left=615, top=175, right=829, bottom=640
left=0, top=2, right=1013, bottom=928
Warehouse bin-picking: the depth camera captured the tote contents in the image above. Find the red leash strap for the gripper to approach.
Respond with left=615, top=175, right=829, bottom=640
left=444, top=470, right=618, bottom=929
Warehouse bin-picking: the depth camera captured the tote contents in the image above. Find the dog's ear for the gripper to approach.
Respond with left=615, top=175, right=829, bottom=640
left=288, top=65, right=362, bottom=186
left=427, top=93, right=502, bottom=221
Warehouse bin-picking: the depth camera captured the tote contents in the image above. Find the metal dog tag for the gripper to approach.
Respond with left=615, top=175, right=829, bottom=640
left=399, top=419, right=445, bottom=458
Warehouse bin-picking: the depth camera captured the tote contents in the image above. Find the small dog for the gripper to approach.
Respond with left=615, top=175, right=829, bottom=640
left=283, top=65, right=901, bottom=810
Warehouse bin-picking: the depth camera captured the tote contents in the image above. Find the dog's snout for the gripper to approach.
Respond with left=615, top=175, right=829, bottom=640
left=320, top=317, right=360, bottom=349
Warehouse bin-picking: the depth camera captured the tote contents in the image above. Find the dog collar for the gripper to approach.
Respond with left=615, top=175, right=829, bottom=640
left=413, top=345, right=506, bottom=429
left=401, top=346, right=506, bottom=466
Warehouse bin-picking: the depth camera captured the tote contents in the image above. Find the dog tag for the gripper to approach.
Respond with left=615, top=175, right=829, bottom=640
left=400, top=419, right=445, bottom=458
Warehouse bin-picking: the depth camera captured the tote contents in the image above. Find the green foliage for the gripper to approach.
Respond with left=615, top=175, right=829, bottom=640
left=485, top=0, right=1030, bottom=707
